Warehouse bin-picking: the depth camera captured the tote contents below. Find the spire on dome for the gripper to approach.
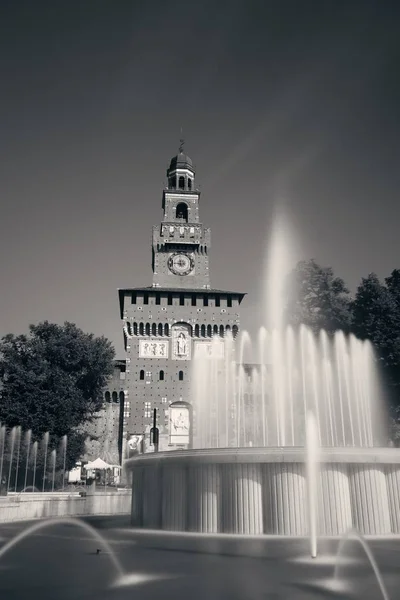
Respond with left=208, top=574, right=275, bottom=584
left=166, top=136, right=195, bottom=191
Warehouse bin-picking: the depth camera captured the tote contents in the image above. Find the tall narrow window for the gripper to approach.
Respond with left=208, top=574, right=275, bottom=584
left=105, top=391, right=111, bottom=403
left=227, top=296, right=232, bottom=308
left=176, top=202, right=188, bottom=221
left=156, top=294, right=161, bottom=305
left=145, top=323, right=150, bottom=336
left=195, top=324, right=200, bottom=337
left=204, top=295, right=209, bottom=307
left=144, top=293, right=149, bottom=304
left=201, top=324, right=206, bottom=337
left=215, top=295, right=220, bottom=307
left=168, top=294, right=173, bottom=306
left=191, top=294, right=196, bottom=306
left=112, top=391, right=118, bottom=403
left=158, top=323, right=163, bottom=336
left=159, top=370, right=164, bottom=381
left=139, top=323, right=144, bottom=335
left=180, top=294, right=184, bottom=306
left=179, top=370, right=184, bottom=381
left=188, top=178, right=192, bottom=190
left=178, top=176, right=185, bottom=190
left=140, top=370, right=145, bottom=380
left=152, top=323, right=157, bottom=336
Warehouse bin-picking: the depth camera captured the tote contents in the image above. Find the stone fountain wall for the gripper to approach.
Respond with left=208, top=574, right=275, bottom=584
left=126, top=448, right=400, bottom=536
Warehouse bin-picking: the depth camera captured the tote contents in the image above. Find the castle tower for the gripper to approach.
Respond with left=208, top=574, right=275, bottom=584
left=118, top=144, right=245, bottom=457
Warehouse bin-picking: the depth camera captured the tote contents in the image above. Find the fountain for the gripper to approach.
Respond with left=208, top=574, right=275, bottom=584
left=124, top=209, right=399, bottom=539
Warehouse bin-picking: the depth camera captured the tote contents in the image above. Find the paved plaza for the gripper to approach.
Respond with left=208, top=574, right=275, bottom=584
left=0, top=516, right=400, bottom=600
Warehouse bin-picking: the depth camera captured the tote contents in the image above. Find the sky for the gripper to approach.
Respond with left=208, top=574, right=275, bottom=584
left=0, top=0, right=399, bottom=357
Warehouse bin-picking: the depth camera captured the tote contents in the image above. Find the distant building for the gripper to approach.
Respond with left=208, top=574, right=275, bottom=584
left=82, top=360, right=126, bottom=465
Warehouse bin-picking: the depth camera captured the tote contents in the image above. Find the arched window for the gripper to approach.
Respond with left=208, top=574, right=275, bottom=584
left=112, top=391, right=118, bottom=403
left=176, top=202, right=188, bottom=222
left=201, top=324, right=206, bottom=337
left=179, top=370, right=184, bottom=381
left=152, top=323, right=157, bottom=336
left=139, top=322, right=144, bottom=335
left=145, top=323, right=150, bottom=336
left=188, top=178, right=192, bottom=190
left=159, top=370, right=164, bottom=381
left=164, top=323, right=169, bottom=336
left=119, top=391, right=125, bottom=403
left=126, top=322, right=132, bottom=335
left=232, top=325, right=238, bottom=338
left=105, top=391, right=111, bottom=403
left=219, top=325, right=224, bottom=337
left=170, top=176, right=176, bottom=189
left=207, top=325, right=212, bottom=337
left=133, top=322, right=138, bottom=335
left=178, top=176, right=185, bottom=190
left=158, top=323, right=163, bottom=336
left=140, top=370, right=145, bottom=380
left=213, top=325, right=218, bottom=335
left=226, top=324, right=231, bottom=333
left=195, top=324, right=200, bottom=337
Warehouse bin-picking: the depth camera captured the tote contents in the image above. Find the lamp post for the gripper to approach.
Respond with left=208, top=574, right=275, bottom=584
left=150, top=408, right=159, bottom=453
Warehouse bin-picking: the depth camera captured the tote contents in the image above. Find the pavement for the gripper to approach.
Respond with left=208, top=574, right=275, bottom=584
left=0, top=516, right=399, bottom=600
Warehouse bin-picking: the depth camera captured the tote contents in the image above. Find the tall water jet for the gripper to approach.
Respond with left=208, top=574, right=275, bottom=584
left=0, top=425, right=5, bottom=486
left=32, top=440, right=38, bottom=492
left=62, top=434, right=67, bottom=491
left=42, top=432, right=49, bottom=492
left=306, top=410, right=319, bottom=559
left=51, top=449, right=56, bottom=492
left=23, top=429, right=32, bottom=492
left=14, top=426, right=21, bottom=492
left=7, top=427, right=16, bottom=491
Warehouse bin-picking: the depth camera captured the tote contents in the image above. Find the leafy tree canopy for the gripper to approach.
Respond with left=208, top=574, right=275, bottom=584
left=284, top=259, right=352, bottom=335
left=0, top=321, right=115, bottom=464
left=352, top=272, right=400, bottom=406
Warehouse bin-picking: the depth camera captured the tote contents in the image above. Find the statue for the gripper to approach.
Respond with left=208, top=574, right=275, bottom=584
left=176, top=332, right=187, bottom=356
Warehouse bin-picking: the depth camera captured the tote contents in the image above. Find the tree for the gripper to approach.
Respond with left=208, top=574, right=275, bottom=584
left=0, top=321, right=115, bottom=467
left=352, top=272, right=400, bottom=409
left=284, top=259, right=352, bottom=335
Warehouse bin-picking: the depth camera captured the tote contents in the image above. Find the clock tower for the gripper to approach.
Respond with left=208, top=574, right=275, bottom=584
left=152, top=142, right=211, bottom=289
left=118, top=143, right=245, bottom=458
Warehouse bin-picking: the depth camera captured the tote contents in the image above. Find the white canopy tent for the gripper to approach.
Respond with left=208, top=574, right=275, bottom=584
left=84, top=458, right=122, bottom=487
left=84, top=458, right=113, bottom=470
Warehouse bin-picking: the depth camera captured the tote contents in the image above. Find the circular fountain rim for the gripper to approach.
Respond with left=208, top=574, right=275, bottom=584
left=124, top=446, right=400, bottom=469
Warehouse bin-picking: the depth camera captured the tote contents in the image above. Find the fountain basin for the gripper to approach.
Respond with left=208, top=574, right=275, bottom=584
left=125, top=447, right=400, bottom=536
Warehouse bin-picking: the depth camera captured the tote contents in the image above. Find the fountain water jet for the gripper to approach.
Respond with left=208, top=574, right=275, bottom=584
left=0, top=517, right=124, bottom=579
left=42, top=432, right=49, bottom=492
left=334, top=528, right=390, bottom=600
left=0, top=425, right=5, bottom=486
left=13, top=426, right=21, bottom=492
left=306, top=410, right=319, bottom=559
left=51, top=449, right=57, bottom=492
left=32, top=441, right=38, bottom=492
left=23, top=429, right=32, bottom=492
left=7, top=427, right=16, bottom=491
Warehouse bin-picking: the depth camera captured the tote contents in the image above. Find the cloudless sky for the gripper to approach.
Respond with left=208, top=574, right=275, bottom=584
left=1, top=0, right=399, bottom=356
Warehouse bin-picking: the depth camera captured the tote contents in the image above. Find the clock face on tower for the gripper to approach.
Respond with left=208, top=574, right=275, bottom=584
left=168, top=252, right=194, bottom=276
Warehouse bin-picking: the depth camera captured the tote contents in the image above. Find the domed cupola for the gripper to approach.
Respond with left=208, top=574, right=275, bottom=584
left=167, top=140, right=195, bottom=192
